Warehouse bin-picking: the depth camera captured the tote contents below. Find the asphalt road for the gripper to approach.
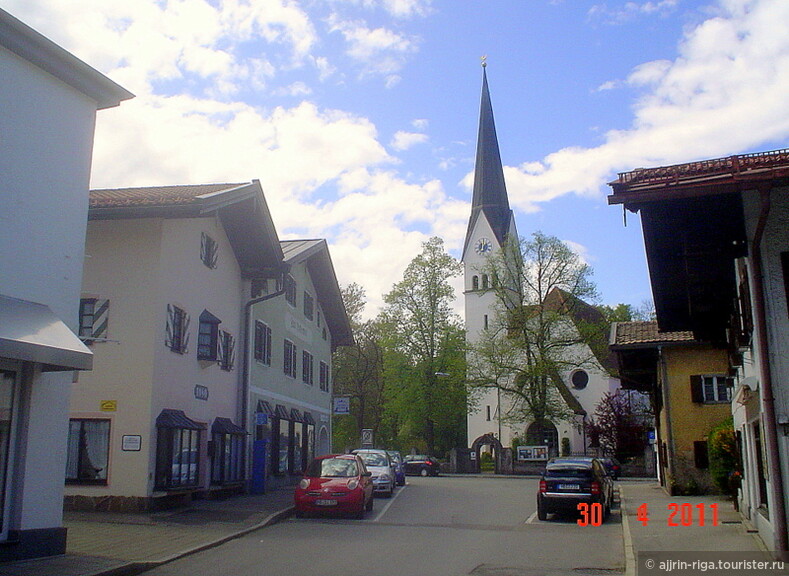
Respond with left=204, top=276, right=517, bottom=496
left=144, top=475, right=625, bottom=576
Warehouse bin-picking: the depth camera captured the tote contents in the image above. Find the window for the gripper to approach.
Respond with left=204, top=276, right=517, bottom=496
left=484, top=314, right=488, bottom=330
left=481, top=274, right=489, bottom=289
left=218, top=330, right=235, bottom=371
left=302, top=351, right=314, bottom=385
left=285, top=274, right=296, bottom=307
left=303, top=292, right=314, bottom=321
left=486, top=405, right=491, bottom=421
left=201, top=232, right=218, bottom=269
left=284, top=340, right=297, bottom=378
left=571, top=370, right=589, bottom=390
left=198, top=310, right=221, bottom=361
left=254, top=321, right=272, bottom=365
left=319, top=361, right=330, bottom=392
left=79, top=298, right=109, bottom=340
left=166, top=304, right=189, bottom=354
left=0, top=371, right=17, bottom=536
left=66, top=419, right=110, bottom=484
left=291, top=420, right=302, bottom=474
left=690, top=375, right=732, bottom=403
left=272, top=415, right=290, bottom=475
left=155, top=411, right=201, bottom=489
left=472, top=276, right=479, bottom=291
left=210, top=419, right=244, bottom=485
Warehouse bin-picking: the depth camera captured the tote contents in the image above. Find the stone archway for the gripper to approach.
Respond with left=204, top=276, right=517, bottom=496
left=526, top=420, right=559, bottom=458
left=471, top=433, right=504, bottom=474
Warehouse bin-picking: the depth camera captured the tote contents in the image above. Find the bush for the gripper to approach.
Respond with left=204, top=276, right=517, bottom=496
left=708, top=417, right=738, bottom=494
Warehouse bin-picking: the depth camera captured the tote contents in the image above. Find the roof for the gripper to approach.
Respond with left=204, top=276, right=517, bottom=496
left=0, top=294, right=92, bottom=371
left=0, top=8, right=133, bottom=109
left=281, top=239, right=353, bottom=348
left=609, top=321, right=696, bottom=349
left=463, top=66, right=514, bottom=258
left=89, top=181, right=284, bottom=277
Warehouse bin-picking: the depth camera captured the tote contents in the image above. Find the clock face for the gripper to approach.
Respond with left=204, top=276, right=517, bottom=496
left=475, top=237, right=492, bottom=254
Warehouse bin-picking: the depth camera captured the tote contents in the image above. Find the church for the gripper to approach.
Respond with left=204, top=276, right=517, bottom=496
left=461, top=64, right=620, bottom=471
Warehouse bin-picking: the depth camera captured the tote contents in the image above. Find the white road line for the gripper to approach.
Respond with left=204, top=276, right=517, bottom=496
left=524, top=511, right=538, bottom=524
left=372, top=484, right=407, bottom=522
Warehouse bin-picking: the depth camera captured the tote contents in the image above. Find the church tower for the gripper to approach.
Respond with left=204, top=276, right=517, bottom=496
left=463, top=63, right=519, bottom=451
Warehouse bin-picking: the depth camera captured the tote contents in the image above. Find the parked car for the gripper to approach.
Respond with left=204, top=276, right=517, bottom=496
left=294, top=454, right=373, bottom=519
left=352, top=449, right=396, bottom=497
left=387, top=450, right=406, bottom=486
left=402, top=454, right=440, bottom=477
left=601, top=457, right=621, bottom=480
left=537, top=457, right=614, bottom=522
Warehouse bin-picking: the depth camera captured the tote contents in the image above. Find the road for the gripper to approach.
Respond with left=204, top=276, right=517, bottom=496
left=144, top=476, right=625, bottom=576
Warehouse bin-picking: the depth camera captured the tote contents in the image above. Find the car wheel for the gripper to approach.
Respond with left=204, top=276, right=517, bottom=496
left=420, top=468, right=428, bottom=477
left=366, top=495, right=374, bottom=511
left=537, top=499, right=547, bottom=521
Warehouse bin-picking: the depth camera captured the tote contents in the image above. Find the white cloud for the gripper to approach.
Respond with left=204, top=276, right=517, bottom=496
left=390, top=130, right=428, bottom=151
left=327, top=14, right=418, bottom=77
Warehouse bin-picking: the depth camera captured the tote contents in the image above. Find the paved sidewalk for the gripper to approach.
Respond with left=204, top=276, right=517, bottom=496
left=0, top=487, right=296, bottom=576
left=619, top=480, right=772, bottom=576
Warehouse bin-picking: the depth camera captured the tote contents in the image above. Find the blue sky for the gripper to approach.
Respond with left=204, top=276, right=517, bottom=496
left=6, top=0, right=789, bottom=317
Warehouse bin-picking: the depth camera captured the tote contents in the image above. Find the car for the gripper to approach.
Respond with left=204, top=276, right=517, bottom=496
left=537, top=457, right=614, bottom=522
left=294, top=454, right=373, bottom=519
left=352, top=449, right=396, bottom=497
left=402, top=454, right=440, bottom=477
left=387, top=450, right=406, bottom=486
left=601, top=457, right=621, bottom=480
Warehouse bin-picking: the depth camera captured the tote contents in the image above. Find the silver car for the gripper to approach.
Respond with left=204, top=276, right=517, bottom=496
left=352, top=449, right=395, bottom=497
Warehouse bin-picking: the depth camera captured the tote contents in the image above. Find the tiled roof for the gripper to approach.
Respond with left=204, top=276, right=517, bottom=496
left=611, top=321, right=695, bottom=347
left=90, top=183, right=247, bottom=208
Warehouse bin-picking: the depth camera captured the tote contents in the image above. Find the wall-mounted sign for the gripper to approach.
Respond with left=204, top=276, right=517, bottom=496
left=194, top=385, right=209, bottom=401
left=100, top=400, right=117, bottom=412
left=333, top=396, right=350, bottom=415
left=516, top=445, right=549, bottom=461
left=122, top=435, right=142, bottom=451
left=255, top=412, right=268, bottom=426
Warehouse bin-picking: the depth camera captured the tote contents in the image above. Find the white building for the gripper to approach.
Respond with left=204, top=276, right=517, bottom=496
left=463, top=67, right=618, bottom=466
left=0, top=8, right=131, bottom=559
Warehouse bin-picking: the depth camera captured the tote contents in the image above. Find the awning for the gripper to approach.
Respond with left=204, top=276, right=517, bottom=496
left=274, top=404, right=290, bottom=419
left=290, top=409, right=303, bottom=422
left=211, top=417, right=247, bottom=435
left=156, top=409, right=203, bottom=430
left=0, top=294, right=93, bottom=371
left=303, top=412, right=315, bottom=425
left=256, top=400, right=275, bottom=416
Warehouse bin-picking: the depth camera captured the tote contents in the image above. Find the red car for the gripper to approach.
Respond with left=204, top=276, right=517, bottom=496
left=294, top=454, right=374, bottom=519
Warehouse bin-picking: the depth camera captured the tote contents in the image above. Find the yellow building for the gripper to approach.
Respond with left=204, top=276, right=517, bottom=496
left=611, top=321, right=733, bottom=494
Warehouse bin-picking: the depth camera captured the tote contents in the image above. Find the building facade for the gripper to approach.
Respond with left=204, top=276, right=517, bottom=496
left=0, top=8, right=131, bottom=560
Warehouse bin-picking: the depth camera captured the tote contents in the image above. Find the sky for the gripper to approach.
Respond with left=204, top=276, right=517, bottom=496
left=5, top=0, right=789, bottom=318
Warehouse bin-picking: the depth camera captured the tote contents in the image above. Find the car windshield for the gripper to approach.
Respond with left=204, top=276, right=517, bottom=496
left=358, top=453, right=388, bottom=467
left=545, top=466, right=592, bottom=479
left=307, top=458, right=358, bottom=478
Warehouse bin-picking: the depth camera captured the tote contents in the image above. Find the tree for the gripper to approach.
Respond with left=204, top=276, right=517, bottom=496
left=585, top=390, right=651, bottom=459
left=467, top=232, right=603, bottom=444
left=380, top=237, right=467, bottom=456
left=332, top=283, right=386, bottom=450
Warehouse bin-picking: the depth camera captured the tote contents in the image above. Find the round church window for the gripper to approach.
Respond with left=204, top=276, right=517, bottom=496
left=571, top=369, right=589, bottom=389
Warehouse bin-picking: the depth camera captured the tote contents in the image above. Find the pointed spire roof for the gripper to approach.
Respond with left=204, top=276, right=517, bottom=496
left=464, top=64, right=513, bottom=257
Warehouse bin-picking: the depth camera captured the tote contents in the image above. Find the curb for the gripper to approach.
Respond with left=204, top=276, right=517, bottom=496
left=619, top=490, right=635, bottom=576
left=84, top=506, right=295, bottom=576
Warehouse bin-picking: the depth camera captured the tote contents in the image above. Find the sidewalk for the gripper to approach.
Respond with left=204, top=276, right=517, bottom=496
left=0, top=487, right=296, bottom=576
left=618, top=480, right=772, bottom=576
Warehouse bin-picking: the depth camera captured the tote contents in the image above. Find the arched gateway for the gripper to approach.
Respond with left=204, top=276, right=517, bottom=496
left=470, top=433, right=504, bottom=474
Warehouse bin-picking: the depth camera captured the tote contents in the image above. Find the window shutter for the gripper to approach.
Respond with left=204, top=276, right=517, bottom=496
left=166, top=304, right=175, bottom=349
left=228, top=334, right=235, bottom=370
left=182, top=312, right=190, bottom=353
left=92, top=299, right=109, bottom=339
left=217, top=331, right=225, bottom=365
left=690, top=375, right=704, bottom=403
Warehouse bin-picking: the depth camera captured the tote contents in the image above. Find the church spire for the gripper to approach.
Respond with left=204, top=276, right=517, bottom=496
left=463, top=63, right=513, bottom=258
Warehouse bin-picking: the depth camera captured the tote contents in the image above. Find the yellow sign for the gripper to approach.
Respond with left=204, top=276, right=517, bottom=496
left=100, top=400, right=117, bottom=412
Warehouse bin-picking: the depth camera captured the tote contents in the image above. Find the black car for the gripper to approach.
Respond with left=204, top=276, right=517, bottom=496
left=537, top=457, right=614, bottom=522
left=402, top=454, right=440, bottom=476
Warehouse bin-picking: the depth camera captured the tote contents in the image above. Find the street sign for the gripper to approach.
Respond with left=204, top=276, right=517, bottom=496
left=333, top=396, right=350, bottom=415
left=361, top=429, right=373, bottom=447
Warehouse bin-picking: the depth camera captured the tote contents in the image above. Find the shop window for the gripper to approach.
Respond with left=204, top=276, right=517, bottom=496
left=201, top=232, right=218, bottom=269
left=166, top=304, right=190, bottom=354
left=66, top=419, right=110, bottom=484
left=303, top=292, right=314, bottom=321
left=284, top=275, right=296, bottom=307
left=210, top=419, right=245, bottom=485
left=272, top=417, right=290, bottom=475
left=154, top=411, right=202, bottom=490
left=284, top=339, right=297, bottom=378
left=302, top=351, right=314, bottom=385
left=197, top=310, right=221, bottom=361
left=254, top=321, right=272, bottom=365
left=291, top=420, right=302, bottom=475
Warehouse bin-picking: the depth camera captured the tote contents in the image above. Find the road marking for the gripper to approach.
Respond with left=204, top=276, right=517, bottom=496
left=524, top=511, right=538, bottom=524
left=371, top=484, right=407, bottom=522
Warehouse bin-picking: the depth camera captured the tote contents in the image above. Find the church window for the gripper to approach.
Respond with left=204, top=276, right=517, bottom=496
left=472, top=276, right=479, bottom=291
left=484, top=315, right=488, bottom=330
left=481, top=274, right=489, bottom=289
left=571, top=370, right=589, bottom=389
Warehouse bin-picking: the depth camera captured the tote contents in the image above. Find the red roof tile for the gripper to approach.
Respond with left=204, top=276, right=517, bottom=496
left=90, top=183, right=246, bottom=209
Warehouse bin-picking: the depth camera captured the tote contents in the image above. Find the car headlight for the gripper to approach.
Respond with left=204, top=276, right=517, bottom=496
left=347, top=479, right=359, bottom=490
left=298, top=479, right=310, bottom=490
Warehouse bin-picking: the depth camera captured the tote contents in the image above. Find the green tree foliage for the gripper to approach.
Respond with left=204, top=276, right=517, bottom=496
left=467, top=232, right=602, bottom=437
left=708, top=417, right=739, bottom=493
left=380, top=237, right=467, bottom=456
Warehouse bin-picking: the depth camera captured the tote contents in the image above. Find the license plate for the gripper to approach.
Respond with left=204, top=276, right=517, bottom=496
left=557, top=484, right=580, bottom=490
left=315, top=499, right=337, bottom=506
